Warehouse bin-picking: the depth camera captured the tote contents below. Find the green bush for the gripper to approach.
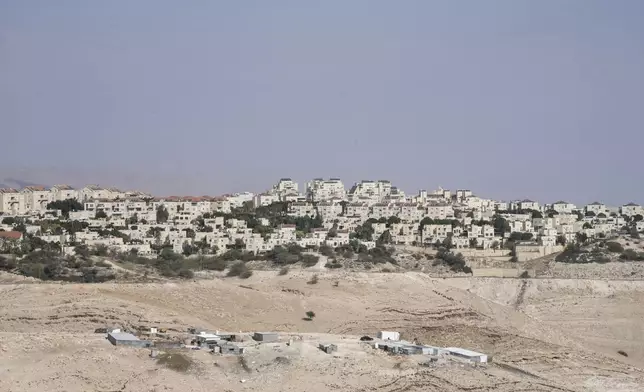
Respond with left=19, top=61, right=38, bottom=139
left=0, top=256, right=16, bottom=271
left=203, top=257, right=227, bottom=271
left=227, top=261, right=250, bottom=277
left=278, top=267, right=289, bottom=276
left=319, top=245, right=334, bottom=257
left=605, top=241, right=624, bottom=253
left=301, top=254, right=319, bottom=267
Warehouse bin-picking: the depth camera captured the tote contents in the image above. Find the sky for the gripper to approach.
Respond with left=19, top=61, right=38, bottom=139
left=1, top=1, right=643, bottom=205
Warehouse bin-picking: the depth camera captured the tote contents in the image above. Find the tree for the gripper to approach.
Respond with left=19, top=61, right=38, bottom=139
left=305, top=310, right=316, bottom=320
left=1, top=217, right=16, bottom=225
left=386, top=216, right=401, bottom=226
left=583, top=222, right=592, bottom=229
left=556, top=235, right=567, bottom=246
left=634, top=214, right=644, bottom=222
left=631, top=227, right=641, bottom=239
left=127, top=213, right=138, bottom=225
left=46, top=199, right=83, bottom=218
left=585, top=211, right=596, bottom=217
left=491, top=240, right=499, bottom=250
left=156, top=205, right=169, bottom=223
left=377, top=230, right=392, bottom=245
left=469, top=238, right=478, bottom=248
left=491, top=216, right=511, bottom=236
left=183, top=228, right=196, bottom=238
left=74, top=245, right=90, bottom=259
left=182, top=242, right=197, bottom=256
left=95, top=210, right=108, bottom=219
left=597, top=213, right=607, bottom=218
left=575, top=232, right=588, bottom=244
left=531, top=210, right=543, bottom=219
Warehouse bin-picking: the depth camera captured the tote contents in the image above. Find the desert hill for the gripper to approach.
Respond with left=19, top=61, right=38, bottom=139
left=1, top=270, right=643, bottom=391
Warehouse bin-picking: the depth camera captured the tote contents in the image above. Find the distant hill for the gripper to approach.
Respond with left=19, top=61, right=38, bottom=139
left=0, top=178, right=47, bottom=189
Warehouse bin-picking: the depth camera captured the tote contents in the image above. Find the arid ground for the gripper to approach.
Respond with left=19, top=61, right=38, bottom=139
left=1, top=269, right=644, bottom=392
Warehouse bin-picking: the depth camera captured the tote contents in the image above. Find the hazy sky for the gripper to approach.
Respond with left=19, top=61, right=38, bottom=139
left=1, top=1, right=643, bottom=204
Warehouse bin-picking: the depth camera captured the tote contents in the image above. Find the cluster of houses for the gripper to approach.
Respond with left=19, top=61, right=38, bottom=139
left=107, top=325, right=488, bottom=366
left=0, top=179, right=642, bottom=256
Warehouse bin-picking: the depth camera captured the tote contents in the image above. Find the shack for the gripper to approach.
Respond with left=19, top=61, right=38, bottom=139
left=318, top=343, right=337, bottom=354
left=253, top=332, right=279, bottom=342
left=217, top=341, right=245, bottom=355
left=445, top=347, right=488, bottom=363
left=196, top=333, right=221, bottom=345
left=377, top=331, right=400, bottom=341
left=107, top=332, right=151, bottom=348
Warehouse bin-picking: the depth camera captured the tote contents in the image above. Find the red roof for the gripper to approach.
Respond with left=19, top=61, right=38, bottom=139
left=0, top=231, right=22, bottom=240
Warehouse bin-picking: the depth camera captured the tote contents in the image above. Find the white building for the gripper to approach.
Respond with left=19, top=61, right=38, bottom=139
left=306, top=178, right=346, bottom=201
left=551, top=201, right=576, bottom=214
left=50, top=185, right=79, bottom=201
left=271, top=178, right=299, bottom=196
left=0, top=188, right=25, bottom=214
left=621, top=203, right=642, bottom=217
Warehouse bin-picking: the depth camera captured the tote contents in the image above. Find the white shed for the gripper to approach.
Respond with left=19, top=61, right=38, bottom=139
left=377, top=331, right=400, bottom=341
left=445, top=347, right=488, bottom=363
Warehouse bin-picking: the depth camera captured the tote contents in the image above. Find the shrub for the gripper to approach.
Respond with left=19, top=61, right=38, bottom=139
left=301, top=254, right=319, bottom=267
left=621, top=249, right=639, bottom=261
left=202, top=257, right=227, bottom=271
left=433, top=248, right=470, bottom=273
left=178, top=269, right=194, bottom=279
left=227, top=261, right=249, bottom=277
left=381, top=268, right=392, bottom=273
left=319, top=245, right=334, bottom=257
left=305, top=310, right=316, bottom=320
left=0, top=255, right=16, bottom=271
left=278, top=267, right=289, bottom=276
left=239, top=269, right=253, bottom=279
left=618, top=350, right=628, bottom=357
left=605, top=241, right=624, bottom=253
left=519, top=270, right=529, bottom=279
left=307, top=274, right=319, bottom=284
left=325, top=262, right=342, bottom=269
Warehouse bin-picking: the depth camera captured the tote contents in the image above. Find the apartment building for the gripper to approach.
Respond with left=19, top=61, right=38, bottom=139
left=621, top=203, right=643, bottom=217
left=551, top=201, right=576, bottom=214
left=0, top=188, right=25, bottom=214
left=306, top=178, right=345, bottom=201
left=21, top=186, right=52, bottom=212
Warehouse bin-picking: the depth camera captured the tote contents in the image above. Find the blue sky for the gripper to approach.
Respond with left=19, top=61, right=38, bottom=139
left=1, top=1, right=643, bottom=204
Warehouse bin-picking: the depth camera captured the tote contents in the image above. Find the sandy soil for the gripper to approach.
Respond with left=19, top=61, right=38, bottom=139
left=1, top=270, right=643, bottom=391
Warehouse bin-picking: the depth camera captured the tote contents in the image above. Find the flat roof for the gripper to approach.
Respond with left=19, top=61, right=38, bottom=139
left=108, top=332, right=140, bottom=341
left=197, top=333, right=220, bottom=339
left=445, top=347, right=486, bottom=357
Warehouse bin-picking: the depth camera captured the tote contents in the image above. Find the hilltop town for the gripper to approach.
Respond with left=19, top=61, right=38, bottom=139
left=0, top=178, right=642, bottom=264
left=2, top=179, right=644, bottom=392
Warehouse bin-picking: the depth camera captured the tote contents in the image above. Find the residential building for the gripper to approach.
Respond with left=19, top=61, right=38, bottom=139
left=271, top=178, right=298, bottom=196
left=621, top=203, right=643, bottom=217
left=0, top=188, right=25, bottom=214
left=50, top=185, right=79, bottom=201
left=519, top=199, right=539, bottom=211
left=585, top=202, right=607, bottom=216
left=551, top=201, right=576, bottom=214
left=306, top=178, right=345, bottom=201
